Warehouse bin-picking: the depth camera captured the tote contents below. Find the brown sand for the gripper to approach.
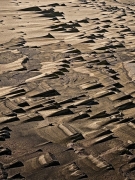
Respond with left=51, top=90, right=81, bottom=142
left=1, top=0, right=135, bottom=179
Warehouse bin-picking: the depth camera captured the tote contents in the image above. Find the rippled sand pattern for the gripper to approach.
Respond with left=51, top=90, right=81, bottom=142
left=1, top=0, right=135, bottom=179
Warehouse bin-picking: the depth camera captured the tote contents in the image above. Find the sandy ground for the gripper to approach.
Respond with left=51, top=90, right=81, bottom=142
left=1, top=0, right=135, bottom=179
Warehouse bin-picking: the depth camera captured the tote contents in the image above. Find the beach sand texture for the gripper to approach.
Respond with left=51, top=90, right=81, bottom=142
left=1, top=0, right=135, bottom=179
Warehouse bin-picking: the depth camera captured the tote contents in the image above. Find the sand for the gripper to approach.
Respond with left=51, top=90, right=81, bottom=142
left=1, top=0, right=135, bottom=179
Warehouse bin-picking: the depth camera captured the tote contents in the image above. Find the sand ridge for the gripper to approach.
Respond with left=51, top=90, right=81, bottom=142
left=1, top=0, right=135, bottom=179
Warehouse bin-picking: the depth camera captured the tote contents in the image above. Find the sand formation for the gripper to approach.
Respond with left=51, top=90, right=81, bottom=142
left=1, top=0, right=135, bottom=179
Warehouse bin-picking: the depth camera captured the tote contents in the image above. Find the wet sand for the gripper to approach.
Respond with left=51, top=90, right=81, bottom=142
left=1, top=0, right=135, bottom=179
